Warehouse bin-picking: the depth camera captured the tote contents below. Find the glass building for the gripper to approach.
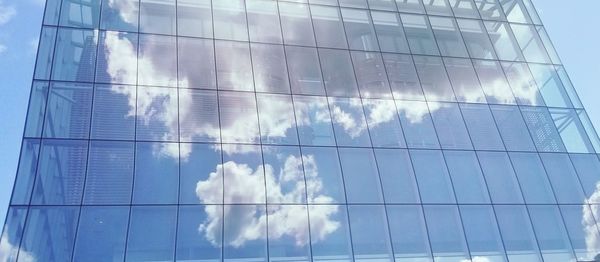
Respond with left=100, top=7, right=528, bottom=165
left=3, top=0, right=600, bottom=261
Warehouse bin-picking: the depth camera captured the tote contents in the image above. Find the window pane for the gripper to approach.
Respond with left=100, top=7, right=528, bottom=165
left=52, top=28, right=98, bottom=82
left=423, top=0, right=453, bottom=16
left=495, top=205, right=543, bottom=262
left=369, top=0, right=396, bottom=10
left=449, top=0, right=480, bottom=18
left=257, top=94, right=299, bottom=145
left=222, top=145, right=265, bottom=204
left=133, top=142, right=179, bottom=204
left=10, top=139, right=40, bottom=205
left=382, top=53, right=424, bottom=101
left=477, top=151, right=524, bottom=204
left=363, top=99, right=405, bottom=148
left=348, top=205, right=393, bottom=262
left=34, top=27, right=57, bottom=80
left=302, top=147, right=346, bottom=204
left=179, top=89, right=220, bottom=143
left=501, top=62, right=544, bottom=106
left=570, top=154, right=600, bottom=202
left=556, top=66, right=583, bottom=108
left=84, top=141, right=134, bottom=205
left=374, top=149, right=420, bottom=203
left=178, top=37, right=216, bottom=89
left=537, top=26, right=561, bottom=64
left=509, top=152, right=556, bottom=204
left=311, top=5, right=348, bottom=48
left=286, top=46, right=325, bottom=96
left=460, top=103, right=505, bottom=151
left=139, top=0, right=176, bottom=34
left=484, top=21, right=524, bottom=61
left=24, top=81, right=49, bottom=138
left=396, top=0, right=426, bottom=14
left=177, top=0, right=212, bottom=37
left=219, top=91, right=260, bottom=143
left=430, top=16, right=469, bottom=58
left=252, top=43, right=291, bottom=94
left=510, top=24, right=551, bottom=64
left=340, top=0, right=368, bottom=8
left=100, top=0, right=139, bottom=31
left=529, top=63, right=572, bottom=108
left=475, top=0, right=505, bottom=20
left=457, top=18, right=497, bottom=59
left=279, top=2, right=316, bottom=46
left=42, top=82, right=93, bottom=139
left=223, top=205, right=267, bottom=262
left=560, top=205, right=600, bottom=261
left=528, top=205, right=576, bottom=262
left=213, top=0, right=248, bottom=41
left=329, top=97, right=372, bottom=147
left=472, top=60, right=515, bottom=105
left=1, top=207, right=28, bottom=261
left=267, top=205, right=311, bottom=262
left=43, top=0, right=61, bottom=25
left=60, top=0, right=101, bottom=28
left=309, top=205, right=353, bottom=262
left=91, top=84, right=136, bottom=140
left=31, top=139, right=88, bottom=205
left=262, top=146, right=306, bottom=204
left=490, top=104, right=536, bottom=152
left=501, top=0, right=532, bottom=23
left=386, top=205, right=432, bottom=262
left=181, top=143, right=222, bottom=204
left=423, top=205, right=470, bottom=261
left=319, top=48, right=359, bottom=97
left=520, top=106, right=566, bottom=152
left=539, top=153, right=586, bottom=204
left=138, top=34, right=177, bottom=87
left=372, top=11, right=409, bottom=53
left=73, top=206, right=129, bottom=262
left=21, top=207, right=80, bottom=262
left=401, top=14, right=439, bottom=55
left=339, top=148, right=383, bottom=203
left=396, top=100, right=440, bottom=149
left=459, top=205, right=506, bottom=262
left=444, top=57, right=487, bottom=103
left=413, top=56, right=455, bottom=102
left=96, top=31, right=138, bottom=85
left=177, top=205, right=222, bottom=261
left=444, top=151, right=491, bottom=204
left=352, top=51, right=392, bottom=99
left=293, top=95, right=336, bottom=146
left=126, top=206, right=177, bottom=261
left=342, top=8, right=379, bottom=51
left=411, top=150, right=455, bottom=204
left=429, top=102, right=472, bottom=150
left=550, top=108, right=596, bottom=153
left=215, top=40, right=254, bottom=91
left=135, top=86, right=178, bottom=141
left=247, top=0, right=282, bottom=44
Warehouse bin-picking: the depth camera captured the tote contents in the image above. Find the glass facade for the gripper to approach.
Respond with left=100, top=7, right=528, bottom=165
left=3, top=0, right=600, bottom=261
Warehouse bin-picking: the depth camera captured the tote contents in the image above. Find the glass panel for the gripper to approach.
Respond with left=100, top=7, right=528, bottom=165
left=411, top=149, right=455, bottom=204
left=135, top=86, right=178, bottom=141
left=215, top=40, right=254, bottom=92
left=91, top=84, right=136, bottom=140
left=73, top=206, right=129, bottom=262
left=262, top=146, right=306, bottom=204
left=329, top=97, right=372, bottom=147
left=293, top=95, right=336, bottom=146
left=60, top=0, right=101, bottom=28
left=509, top=152, right=556, bottom=204
left=396, top=0, right=426, bottom=14
left=449, top=0, right=480, bottom=18
left=484, top=21, right=524, bottom=61
left=95, top=31, right=138, bottom=85
left=177, top=0, right=212, bottom=38
left=429, top=102, right=472, bottom=150
left=311, top=5, right=348, bottom=49
left=213, top=0, right=248, bottom=41
left=386, top=205, right=432, bottom=262
left=556, top=66, right=583, bottom=108
left=301, top=147, right=346, bottom=204
left=413, top=55, right=455, bottom=102
left=338, top=148, right=383, bottom=203
left=444, top=57, right=487, bottom=103
left=539, top=153, right=586, bottom=204
left=21, top=207, right=80, bottom=262
left=286, top=46, right=325, bottom=96
left=177, top=205, right=222, bottom=261
left=24, top=81, right=49, bottom=138
left=44, top=0, right=61, bottom=25
left=495, top=205, right=543, bottom=262
left=10, top=139, right=40, bottom=205
left=179, top=89, right=220, bottom=143
left=529, top=63, right=572, bottom=108
left=309, top=205, right=353, bottom=262
left=423, top=0, right=453, bottom=16
left=400, top=14, right=439, bottom=55
left=34, top=27, right=57, bottom=80
left=126, top=206, right=177, bottom=261
left=139, top=0, right=176, bottom=34
left=430, top=16, right=469, bottom=58
left=475, top=0, right=505, bottom=20
left=100, top=0, right=139, bottom=31
left=382, top=53, right=424, bottom=101
left=501, top=0, right=532, bottom=23
left=520, top=106, right=566, bottom=152
left=528, top=205, right=576, bottom=262
left=560, top=205, right=600, bottom=261
left=457, top=19, right=496, bottom=59
left=371, top=11, right=410, bottom=53
left=369, top=0, right=397, bottom=11
left=252, top=43, right=291, bottom=94
left=444, top=150, right=491, bottom=204
left=218, top=91, right=260, bottom=143
left=550, top=108, right=596, bottom=153
left=460, top=103, right=505, bottom=151
left=138, top=34, right=177, bottom=87
left=178, top=37, right=216, bottom=89
left=477, top=151, right=524, bottom=204
left=501, top=62, right=544, bottom=106
left=340, top=0, right=368, bottom=8
left=31, top=139, right=88, bottom=205
left=578, top=110, right=600, bottom=153
left=267, top=205, right=311, bottom=262
left=52, top=28, right=98, bottom=82
left=222, top=145, right=265, bottom=204
left=459, top=205, right=506, bottom=262
left=84, top=141, right=134, bottom=205
left=0, top=207, right=28, bottom=261
left=257, top=94, right=299, bottom=145
left=279, top=2, right=316, bottom=46
left=510, top=24, right=551, bottom=64
left=396, top=100, right=439, bottom=149
left=247, top=0, right=282, bottom=44
left=348, top=205, right=394, bottom=262
left=319, top=48, right=359, bottom=97
left=570, top=154, right=600, bottom=202
left=352, top=51, right=392, bottom=99
left=423, top=205, right=470, bottom=261
left=363, top=99, right=405, bottom=148
left=42, top=82, right=93, bottom=139
left=490, top=104, right=536, bottom=152
left=472, top=60, right=515, bottom=105
left=536, top=26, right=561, bottom=64
left=223, top=205, right=268, bottom=262
left=180, top=143, right=222, bottom=204
left=341, top=8, right=379, bottom=51
left=374, top=149, right=420, bottom=203
left=133, top=142, right=179, bottom=204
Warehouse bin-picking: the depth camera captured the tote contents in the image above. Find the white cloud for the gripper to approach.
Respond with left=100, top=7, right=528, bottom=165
left=583, top=182, right=600, bottom=260
left=0, top=44, right=6, bottom=54
left=0, top=229, right=35, bottom=262
left=0, top=1, right=15, bottom=25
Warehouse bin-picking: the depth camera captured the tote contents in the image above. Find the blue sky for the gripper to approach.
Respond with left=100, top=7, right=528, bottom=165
left=0, top=1, right=599, bottom=227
